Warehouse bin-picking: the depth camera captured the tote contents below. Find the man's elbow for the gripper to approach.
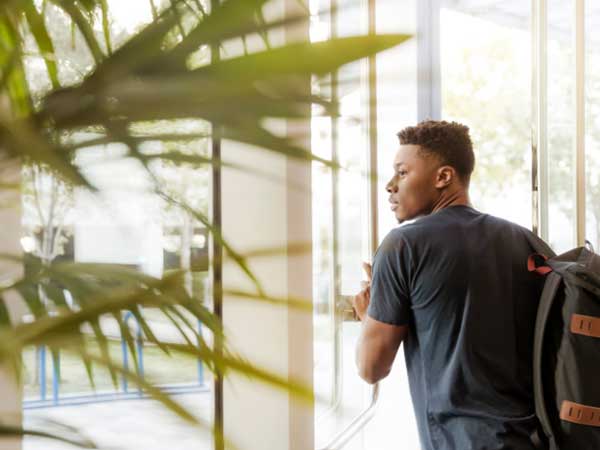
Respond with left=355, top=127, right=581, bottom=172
left=357, top=365, right=389, bottom=385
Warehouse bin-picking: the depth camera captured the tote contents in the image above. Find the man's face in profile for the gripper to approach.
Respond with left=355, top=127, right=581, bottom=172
left=386, top=144, right=441, bottom=224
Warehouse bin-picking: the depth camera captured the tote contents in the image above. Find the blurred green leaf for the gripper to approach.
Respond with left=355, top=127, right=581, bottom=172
left=52, top=0, right=104, bottom=63
left=0, top=15, right=33, bottom=117
left=192, top=34, right=412, bottom=80
left=0, top=423, right=96, bottom=448
left=224, top=289, right=312, bottom=311
left=0, top=293, right=11, bottom=328
left=89, top=318, right=118, bottom=389
left=0, top=0, right=413, bottom=444
left=64, top=345, right=228, bottom=445
left=0, top=120, right=93, bottom=188
left=99, top=0, right=111, bottom=54
left=15, top=283, right=45, bottom=319
left=23, top=0, right=60, bottom=89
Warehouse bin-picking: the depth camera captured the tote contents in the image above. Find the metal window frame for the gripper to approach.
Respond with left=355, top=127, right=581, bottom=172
left=417, top=0, right=442, bottom=121
left=330, top=0, right=343, bottom=416
left=209, top=4, right=224, bottom=450
left=532, top=0, right=586, bottom=244
left=531, top=0, right=549, bottom=240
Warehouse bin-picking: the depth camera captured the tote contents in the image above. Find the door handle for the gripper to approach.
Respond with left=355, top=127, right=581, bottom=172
left=316, top=295, right=379, bottom=450
left=337, top=295, right=359, bottom=322
left=318, top=294, right=360, bottom=422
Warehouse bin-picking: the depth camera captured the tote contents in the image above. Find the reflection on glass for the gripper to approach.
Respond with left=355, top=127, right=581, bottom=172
left=441, top=7, right=532, bottom=229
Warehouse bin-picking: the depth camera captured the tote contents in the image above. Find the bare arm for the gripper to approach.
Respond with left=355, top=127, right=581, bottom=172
left=355, top=316, right=407, bottom=384
left=352, top=262, right=408, bottom=384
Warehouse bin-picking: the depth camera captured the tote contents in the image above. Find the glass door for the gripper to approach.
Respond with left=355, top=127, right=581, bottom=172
left=311, top=1, right=420, bottom=449
left=311, top=1, right=372, bottom=447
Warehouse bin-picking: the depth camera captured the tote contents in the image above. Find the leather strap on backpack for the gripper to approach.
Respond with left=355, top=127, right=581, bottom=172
left=525, top=232, right=557, bottom=259
left=570, top=313, right=600, bottom=338
left=560, top=401, right=600, bottom=427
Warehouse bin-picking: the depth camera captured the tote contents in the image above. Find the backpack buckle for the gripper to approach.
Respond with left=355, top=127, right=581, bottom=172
left=528, top=253, right=553, bottom=275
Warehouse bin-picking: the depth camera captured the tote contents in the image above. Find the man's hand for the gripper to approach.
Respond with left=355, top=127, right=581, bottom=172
left=352, top=262, right=372, bottom=321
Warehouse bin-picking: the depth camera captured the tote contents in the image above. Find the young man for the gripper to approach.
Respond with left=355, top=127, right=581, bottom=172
left=352, top=120, right=545, bottom=450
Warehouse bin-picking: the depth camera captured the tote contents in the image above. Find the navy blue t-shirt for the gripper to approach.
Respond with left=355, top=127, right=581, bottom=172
left=367, top=205, right=546, bottom=450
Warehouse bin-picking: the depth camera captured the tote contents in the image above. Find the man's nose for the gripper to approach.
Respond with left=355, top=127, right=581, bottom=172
left=386, top=179, right=397, bottom=193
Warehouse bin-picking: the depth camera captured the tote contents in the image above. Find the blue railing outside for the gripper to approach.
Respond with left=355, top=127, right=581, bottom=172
left=121, top=311, right=145, bottom=396
left=24, top=311, right=208, bottom=409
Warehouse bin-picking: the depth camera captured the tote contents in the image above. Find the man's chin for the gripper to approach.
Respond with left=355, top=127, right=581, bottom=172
left=394, top=210, right=421, bottom=225
left=394, top=211, right=406, bottom=224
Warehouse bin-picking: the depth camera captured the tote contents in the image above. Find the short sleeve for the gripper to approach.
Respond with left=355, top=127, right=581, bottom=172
left=367, top=231, right=412, bottom=326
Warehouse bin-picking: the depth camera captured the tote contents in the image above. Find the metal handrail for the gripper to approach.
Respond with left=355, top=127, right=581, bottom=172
left=317, top=383, right=380, bottom=450
left=317, top=294, right=381, bottom=450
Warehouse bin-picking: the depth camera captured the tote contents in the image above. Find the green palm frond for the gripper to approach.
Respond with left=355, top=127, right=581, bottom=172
left=0, top=423, right=96, bottom=448
left=23, top=1, right=60, bottom=89
left=0, top=0, right=413, bottom=446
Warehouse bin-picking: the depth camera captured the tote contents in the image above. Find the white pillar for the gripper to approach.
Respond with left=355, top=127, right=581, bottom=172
left=220, top=1, right=313, bottom=448
left=0, top=161, right=23, bottom=450
left=221, top=136, right=313, bottom=450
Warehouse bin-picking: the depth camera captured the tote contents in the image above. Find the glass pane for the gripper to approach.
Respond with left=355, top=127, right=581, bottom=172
left=337, top=0, right=370, bottom=297
left=368, top=2, right=421, bottom=448
left=311, top=1, right=372, bottom=448
left=548, top=1, right=576, bottom=252
left=335, top=3, right=370, bottom=440
left=441, top=6, right=532, bottom=229
left=375, top=2, right=418, bottom=243
left=19, top=2, right=214, bottom=449
left=312, top=103, right=335, bottom=415
left=585, top=2, right=600, bottom=250
left=311, top=0, right=336, bottom=423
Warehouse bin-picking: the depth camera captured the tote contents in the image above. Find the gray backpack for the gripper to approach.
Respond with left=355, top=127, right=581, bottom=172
left=527, top=237, right=600, bottom=450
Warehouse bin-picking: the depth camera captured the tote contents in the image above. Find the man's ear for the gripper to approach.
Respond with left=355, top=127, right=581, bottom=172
left=435, top=166, right=455, bottom=189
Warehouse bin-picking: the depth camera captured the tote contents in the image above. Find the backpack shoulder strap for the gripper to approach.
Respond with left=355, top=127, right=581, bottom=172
left=533, top=271, right=562, bottom=450
left=525, top=231, right=557, bottom=259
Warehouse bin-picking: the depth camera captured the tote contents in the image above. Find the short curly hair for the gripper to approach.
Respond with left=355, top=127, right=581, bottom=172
left=397, top=120, right=475, bottom=184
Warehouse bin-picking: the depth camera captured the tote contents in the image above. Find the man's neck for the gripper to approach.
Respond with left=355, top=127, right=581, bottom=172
left=430, top=190, right=471, bottom=214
